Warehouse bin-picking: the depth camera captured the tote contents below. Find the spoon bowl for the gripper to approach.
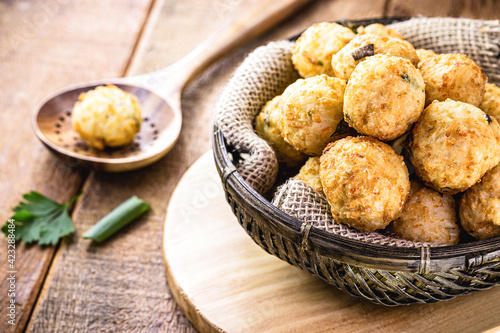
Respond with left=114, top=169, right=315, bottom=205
left=34, top=80, right=181, bottom=172
left=32, top=0, right=310, bottom=172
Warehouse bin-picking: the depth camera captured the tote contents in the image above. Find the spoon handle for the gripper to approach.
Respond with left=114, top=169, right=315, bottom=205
left=145, top=0, right=310, bottom=97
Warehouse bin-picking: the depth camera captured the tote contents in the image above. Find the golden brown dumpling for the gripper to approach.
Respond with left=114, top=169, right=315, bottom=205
left=344, top=54, right=425, bottom=141
left=320, top=136, right=410, bottom=232
left=393, top=182, right=460, bottom=246
left=356, top=23, right=405, bottom=40
left=460, top=165, right=500, bottom=240
left=295, top=157, right=322, bottom=193
left=255, top=95, right=307, bottom=167
left=419, top=53, right=487, bottom=107
left=292, top=22, right=356, bottom=78
left=331, top=33, right=419, bottom=81
left=409, top=99, right=500, bottom=194
left=72, top=84, right=142, bottom=150
left=415, top=48, right=437, bottom=68
left=278, top=75, right=347, bottom=156
left=480, top=82, right=500, bottom=123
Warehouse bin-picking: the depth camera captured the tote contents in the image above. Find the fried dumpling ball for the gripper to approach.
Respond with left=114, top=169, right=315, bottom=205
left=331, top=33, right=419, bottom=81
left=255, top=95, right=307, bottom=167
left=409, top=99, right=500, bottom=194
left=319, top=136, right=410, bottom=232
left=278, top=75, right=347, bottom=156
left=71, top=84, right=142, bottom=150
left=295, top=157, right=322, bottom=193
left=344, top=54, right=425, bottom=141
left=393, top=181, right=460, bottom=246
left=415, top=48, right=437, bottom=67
left=356, top=23, right=404, bottom=40
left=291, top=22, right=356, bottom=78
left=419, top=53, right=487, bottom=107
left=480, top=82, right=500, bottom=123
left=459, top=165, right=500, bottom=240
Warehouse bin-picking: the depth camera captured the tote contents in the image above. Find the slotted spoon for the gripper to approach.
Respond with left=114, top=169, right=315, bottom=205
left=33, top=0, right=310, bottom=172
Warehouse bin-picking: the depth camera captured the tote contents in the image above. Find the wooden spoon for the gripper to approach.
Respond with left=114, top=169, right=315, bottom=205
left=33, top=0, right=310, bottom=172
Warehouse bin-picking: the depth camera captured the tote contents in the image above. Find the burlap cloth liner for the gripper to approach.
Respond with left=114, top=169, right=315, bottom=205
left=214, top=17, right=500, bottom=247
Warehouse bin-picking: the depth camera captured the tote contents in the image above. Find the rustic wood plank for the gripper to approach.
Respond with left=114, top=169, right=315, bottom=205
left=7, top=0, right=497, bottom=331
left=387, top=0, right=500, bottom=19
left=0, top=1, right=152, bottom=333
left=24, top=0, right=389, bottom=332
left=7, top=0, right=499, bottom=332
left=25, top=0, right=249, bottom=331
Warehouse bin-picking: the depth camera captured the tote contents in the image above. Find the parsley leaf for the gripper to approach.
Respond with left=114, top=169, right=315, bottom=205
left=399, top=71, right=407, bottom=80
left=1, top=191, right=81, bottom=245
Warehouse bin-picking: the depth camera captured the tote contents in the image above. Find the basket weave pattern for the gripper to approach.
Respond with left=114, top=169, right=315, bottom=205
left=218, top=169, right=500, bottom=305
left=213, top=17, right=500, bottom=305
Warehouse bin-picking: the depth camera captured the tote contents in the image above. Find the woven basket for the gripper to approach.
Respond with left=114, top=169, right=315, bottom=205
left=212, top=17, right=500, bottom=306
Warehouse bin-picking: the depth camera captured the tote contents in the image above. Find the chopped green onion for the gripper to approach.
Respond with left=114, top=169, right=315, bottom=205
left=83, top=196, right=150, bottom=243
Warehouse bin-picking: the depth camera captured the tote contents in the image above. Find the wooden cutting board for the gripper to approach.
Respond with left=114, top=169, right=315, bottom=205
left=162, top=151, right=500, bottom=333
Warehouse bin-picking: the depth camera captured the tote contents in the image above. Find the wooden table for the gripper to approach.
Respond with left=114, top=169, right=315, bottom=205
left=0, top=0, right=499, bottom=332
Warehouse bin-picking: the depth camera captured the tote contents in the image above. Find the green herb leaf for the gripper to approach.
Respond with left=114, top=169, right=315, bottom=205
left=83, top=196, right=150, bottom=243
left=344, top=111, right=352, bottom=123
left=1, top=191, right=81, bottom=245
left=400, top=72, right=421, bottom=89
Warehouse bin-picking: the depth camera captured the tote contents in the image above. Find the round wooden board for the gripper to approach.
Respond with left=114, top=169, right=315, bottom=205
left=163, top=151, right=500, bottom=333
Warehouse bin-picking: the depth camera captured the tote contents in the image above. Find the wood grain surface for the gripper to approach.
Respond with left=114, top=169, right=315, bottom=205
left=0, top=1, right=152, bottom=332
left=1, top=0, right=499, bottom=332
left=387, top=0, right=500, bottom=19
left=164, top=152, right=500, bottom=333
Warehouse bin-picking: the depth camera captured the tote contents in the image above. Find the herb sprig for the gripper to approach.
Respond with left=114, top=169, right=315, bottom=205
left=1, top=191, right=81, bottom=245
